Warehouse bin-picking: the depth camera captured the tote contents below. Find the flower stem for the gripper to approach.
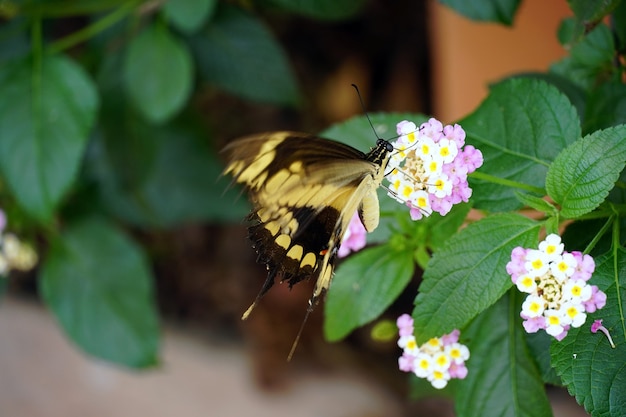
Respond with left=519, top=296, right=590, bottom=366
left=47, top=1, right=140, bottom=55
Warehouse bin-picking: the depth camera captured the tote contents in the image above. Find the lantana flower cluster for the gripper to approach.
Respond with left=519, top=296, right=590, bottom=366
left=506, top=234, right=606, bottom=340
left=386, top=118, right=483, bottom=220
left=0, top=210, right=38, bottom=276
left=397, top=314, right=470, bottom=389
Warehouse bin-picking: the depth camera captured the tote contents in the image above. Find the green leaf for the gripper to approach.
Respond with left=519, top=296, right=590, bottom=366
left=324, top=244, right=414, bottom=341
left=438, top=0, right=521, bottom=25
left=508, top=72, right=587, bottom=121
left=412, top=213, right=540, bottom=343
left=424, top=203, right=472, bottom=252
left=321, top=112, right=426, bottom=150
left=163, top=0, right=217, bottom=33
left=456, top=292, right=552, bottom=417
left=124, top=23, right=193, bottom=123
left=551, top=249, right=626, bottom=416
left=88, top=114, right=248, bottom=227
left=514, top=192, right=558, bottom=215
left=546, top=125, right=626, bottom=219
left=0, top=54, right=98, bottom=222
left=584, top=82, right=626, bottom=133
left=190, top=5, right=299, bottom=105
left=551, top=24, right=616, bottom=91
left=567, top=0, right=621, bottom=24
left=461, top=78, right=581, bottom=212
left=612, top=0, right=626, bottom=52
left=525, top=331, right=562, bottom=386
left=264, top=0, right=366, bottom=20
left=40, top=217, right=160, bottom=368
left=570, top=24, right=614, bottom=69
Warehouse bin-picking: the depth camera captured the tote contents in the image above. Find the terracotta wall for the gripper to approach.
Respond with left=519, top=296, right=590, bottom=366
left=429, top=0, right=572, bottom=122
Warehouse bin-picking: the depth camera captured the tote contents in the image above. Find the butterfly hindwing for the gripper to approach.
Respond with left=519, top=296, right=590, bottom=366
left=222, top=132, right=391, bottom=318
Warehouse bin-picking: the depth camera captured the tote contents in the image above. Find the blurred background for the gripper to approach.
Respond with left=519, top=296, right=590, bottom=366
left=0, top=0, right=589, bottom=416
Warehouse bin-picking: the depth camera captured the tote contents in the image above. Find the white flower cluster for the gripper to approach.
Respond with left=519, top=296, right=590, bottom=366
left=506, top=234, right=606, bottom=340
left=397, top=314, right=469, bottom=389
left=385, top=119, right=482, bottom=220
left=0, top=211, right=38, bottom=276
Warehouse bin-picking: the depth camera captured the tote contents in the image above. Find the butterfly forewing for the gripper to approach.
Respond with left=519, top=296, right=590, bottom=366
left=222, top=132, right=391, bottom=317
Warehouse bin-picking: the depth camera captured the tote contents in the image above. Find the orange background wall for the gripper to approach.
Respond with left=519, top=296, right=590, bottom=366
left=429, top=0, right=573, bottom=122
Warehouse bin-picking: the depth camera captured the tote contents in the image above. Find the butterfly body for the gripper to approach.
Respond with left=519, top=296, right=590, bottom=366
left=223, top=132, right=392, bottom=318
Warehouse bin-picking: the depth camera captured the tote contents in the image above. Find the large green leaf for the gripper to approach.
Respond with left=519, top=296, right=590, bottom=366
left=456, top=292, right=553, bottom=417
left=412, top=213, right=540, bottom=343
left=324, top=243, right=414, bottom=341
left=551, top=249, right=626, bottom=416
left=461, top=78, right=581, bottom=212
left=124, top=23, right=193, bottom=123
left=190, top=4, right=299, bottom=105
left=0, top=54, right=98, bottom=222
left=546, top=125, right=626, bottom=219
left=40, top=217, right=160, bottom=368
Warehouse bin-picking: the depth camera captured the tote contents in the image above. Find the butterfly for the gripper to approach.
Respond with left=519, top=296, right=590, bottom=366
left=223, top=130, right=393, bottom=355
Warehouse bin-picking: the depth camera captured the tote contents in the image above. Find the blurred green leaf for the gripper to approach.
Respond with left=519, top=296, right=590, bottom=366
left=583, top=82, right=626, bottom=133
left=546, top=125, right=626, bottom=219
left=413, top=213, right=540, bottom=343
left=19, top=0, right=133, bottom=17
left=0, top=54, right=98, bottom=222
left=124, top=23, right=193, bottom=123
left=462, top=78, right=580, bottom=212
left=163, top=0, right=217, bottom=33
left=551, top=249, right=626, bottom=416
left=525, top=331, right=562, bottom=386
left=190, top=4, right=299, bottom=105
left=567, top=0, right=621, bottom=24
left=88, top=115, right=248, bottom=227
left=324, top=243, right=414, bottom=341
left=40, top=217, right=160, bottom=368
left=551, top=24, right=616, bottom=91
left=456, top=292, right=552, bottom=417
left=438, top=0, right=521, bottom=25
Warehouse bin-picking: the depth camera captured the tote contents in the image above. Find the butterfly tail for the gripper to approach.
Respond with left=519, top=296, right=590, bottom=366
left=241, top=268, right=277, bottom=320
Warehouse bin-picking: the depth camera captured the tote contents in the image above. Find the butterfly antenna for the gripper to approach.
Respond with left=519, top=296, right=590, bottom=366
left=351, top=84, right=382, bottom=140
left=287, top=300, right=314, bottom=361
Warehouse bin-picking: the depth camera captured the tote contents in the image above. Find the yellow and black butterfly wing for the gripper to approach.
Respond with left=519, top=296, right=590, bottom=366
left=222, top=132, right=391, bottom=318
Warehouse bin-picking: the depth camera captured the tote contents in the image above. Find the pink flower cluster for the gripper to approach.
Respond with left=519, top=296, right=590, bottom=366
left=386, top=118, right=483, bottom=220
left=338, top=212, right=367, bottom=258
left=506, top=234, right=607, bottom=340
left=397, top=314, right=469, bottom=389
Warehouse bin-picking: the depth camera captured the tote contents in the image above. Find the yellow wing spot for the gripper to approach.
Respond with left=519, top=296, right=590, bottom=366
left=238, top=152, right=275, bottom=184
left=285, top=218, right=299, bottom=234
left=265, top=221, right=280, bottom=236
left=224, top=160, right=244, bottom=176
left=275, top=234, right=291, bottom=249
left=300, top=252, right=317, bottom=268
left=265, top=169, right=291, bottom=194
left=248, top=171, right=268, bottom=191
left=286, top=245, right=304, bottom=261
left=289, top=160, right=304, bottom=173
